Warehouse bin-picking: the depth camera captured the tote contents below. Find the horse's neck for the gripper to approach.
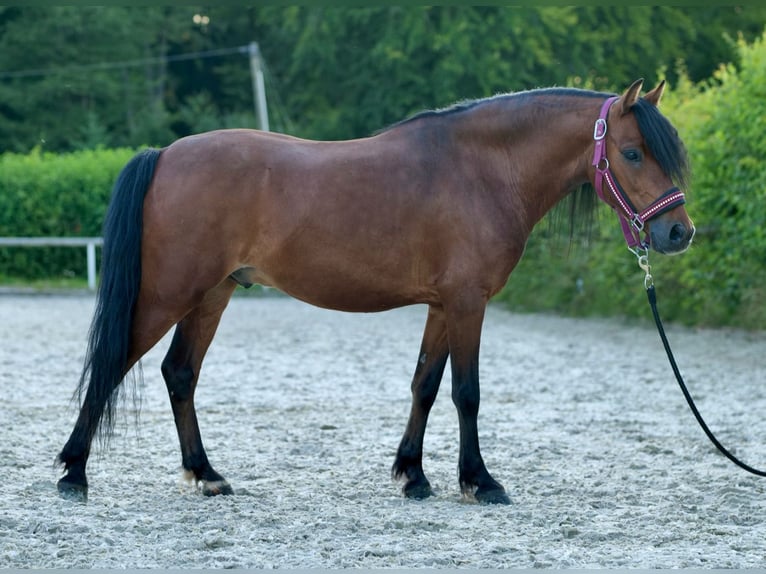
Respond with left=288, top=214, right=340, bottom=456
left=451, top=96, right=597, bottom=224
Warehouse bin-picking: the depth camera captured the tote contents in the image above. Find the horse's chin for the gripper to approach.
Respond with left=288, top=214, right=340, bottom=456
left=659, top=247, right=688, bottom=256
left=652, top=240, right=692, bottom=256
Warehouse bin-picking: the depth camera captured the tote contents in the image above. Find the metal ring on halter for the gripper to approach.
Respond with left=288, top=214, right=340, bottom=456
left=593, top=118, right=607, bottom=140
left=596, top=157, right=609, bottom=171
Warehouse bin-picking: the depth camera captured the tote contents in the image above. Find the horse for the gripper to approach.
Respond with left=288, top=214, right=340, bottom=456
left=56, top=79, right=694, bottom=504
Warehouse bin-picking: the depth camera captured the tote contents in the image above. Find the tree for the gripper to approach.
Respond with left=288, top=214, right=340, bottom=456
left=0, top=6, right=763, bottom=152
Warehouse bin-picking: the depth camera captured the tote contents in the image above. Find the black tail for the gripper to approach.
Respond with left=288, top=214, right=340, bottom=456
left=76, top=148, right=161, bottom=440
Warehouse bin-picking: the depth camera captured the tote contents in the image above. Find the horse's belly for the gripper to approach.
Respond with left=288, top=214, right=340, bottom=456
left=285, top=285, right=433, bottom=313
left=241, top=262, right=437, bottom=313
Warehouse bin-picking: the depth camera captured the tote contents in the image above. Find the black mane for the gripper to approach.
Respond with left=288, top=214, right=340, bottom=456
left=384, top=88, right=689, bottom=190
left=383, top=87, right=690, bottom=244
left=381, top=87, right=608, bottom=133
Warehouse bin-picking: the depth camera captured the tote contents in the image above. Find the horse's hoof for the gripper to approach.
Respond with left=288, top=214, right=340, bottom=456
left=403, top=478, right=434, bottom=500
left=474, top=486, right=511, bottom=505
left=57, top=477, right=88, bottom=502
left=202, top=480, right=234, bottom=496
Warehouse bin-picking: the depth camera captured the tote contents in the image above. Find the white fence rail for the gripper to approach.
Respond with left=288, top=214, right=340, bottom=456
left=0, top=237, right=103, bottom=291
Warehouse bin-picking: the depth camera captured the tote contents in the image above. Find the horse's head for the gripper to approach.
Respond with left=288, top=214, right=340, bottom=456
left=593, top=79, right=695, bottom=255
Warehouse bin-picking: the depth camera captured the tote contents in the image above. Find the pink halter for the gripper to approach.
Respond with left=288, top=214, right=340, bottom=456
left=591, top=96, right=686, bottom=250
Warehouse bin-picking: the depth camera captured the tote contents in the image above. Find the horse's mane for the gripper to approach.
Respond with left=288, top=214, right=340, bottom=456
left=382, top=87, right=689, bottom=246
left=380, top=87, right=607, bottom=133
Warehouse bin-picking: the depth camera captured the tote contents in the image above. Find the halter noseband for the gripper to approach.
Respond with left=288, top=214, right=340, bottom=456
left=591, top=96, right=686, bottom=251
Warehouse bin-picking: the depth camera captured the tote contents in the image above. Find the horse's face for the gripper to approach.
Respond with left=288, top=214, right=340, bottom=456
left=603, top=80, right=695, bottom=255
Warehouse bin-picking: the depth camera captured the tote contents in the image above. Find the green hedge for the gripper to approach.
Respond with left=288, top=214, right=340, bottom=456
left=497, top=33, right=766, bottom=329
left=0, top=147, right=135, bottom=279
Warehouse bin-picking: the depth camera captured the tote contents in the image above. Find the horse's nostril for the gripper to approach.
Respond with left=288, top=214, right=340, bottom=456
left=669, top=223, right=686, bottom=243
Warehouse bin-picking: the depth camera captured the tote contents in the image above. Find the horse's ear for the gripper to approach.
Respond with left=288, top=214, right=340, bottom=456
left=643, top=80, right=666, bottom=107
left=620, top=78, right=644, bottom=115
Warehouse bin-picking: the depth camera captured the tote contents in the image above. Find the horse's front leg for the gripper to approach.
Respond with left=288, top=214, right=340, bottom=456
left=392, top=304, right=449, bottom=499
left=445, top=293, right=510, bottom=504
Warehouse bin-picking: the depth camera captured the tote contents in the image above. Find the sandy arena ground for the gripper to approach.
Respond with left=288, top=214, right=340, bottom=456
left=1, top=292, right=765, bottom=568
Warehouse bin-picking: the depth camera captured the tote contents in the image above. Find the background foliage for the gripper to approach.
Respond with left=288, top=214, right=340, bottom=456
left=498, top=34, right=766, bottom=329
left=2, top=6, right=765, bottom=150
left=0, top=7, right=765, bottom=328
left=0, top=148, right=134, bottom=278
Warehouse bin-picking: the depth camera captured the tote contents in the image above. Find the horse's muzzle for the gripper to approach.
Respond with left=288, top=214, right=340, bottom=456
left=650, top=219, right=695, bottom=255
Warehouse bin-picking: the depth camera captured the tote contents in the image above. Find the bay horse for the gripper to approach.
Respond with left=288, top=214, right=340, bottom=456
left=57, top=79, right=694, bottom=503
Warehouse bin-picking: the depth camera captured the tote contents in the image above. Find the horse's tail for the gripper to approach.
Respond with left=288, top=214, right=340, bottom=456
left=77, top=148, right=161, bottom=440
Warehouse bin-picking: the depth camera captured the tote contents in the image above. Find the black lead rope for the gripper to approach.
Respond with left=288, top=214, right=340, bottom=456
left=646, top=283, right=766, bottom=477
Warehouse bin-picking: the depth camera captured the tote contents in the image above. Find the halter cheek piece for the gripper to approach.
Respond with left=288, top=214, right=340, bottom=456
left=591, top=96, right=686, bottom=251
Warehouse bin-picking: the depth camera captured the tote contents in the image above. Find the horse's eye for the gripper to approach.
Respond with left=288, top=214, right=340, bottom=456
left=622, top=149, right=642, bottom=163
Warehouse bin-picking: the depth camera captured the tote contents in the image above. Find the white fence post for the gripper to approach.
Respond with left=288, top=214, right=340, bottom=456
left=86, top=241, right=98, bottom=291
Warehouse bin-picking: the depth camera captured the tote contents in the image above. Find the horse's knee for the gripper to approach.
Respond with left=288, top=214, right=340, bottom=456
left=452, top=381, right=480, bottom=418
left=161, top=359, right=196, bottom=402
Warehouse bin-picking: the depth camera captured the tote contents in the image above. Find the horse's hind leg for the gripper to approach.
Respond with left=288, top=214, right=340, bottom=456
left=161, top=279, right=237, bottom=496
left=57, top=295, right=183, bottom=500
left=392, top=305, right=449, bottom=499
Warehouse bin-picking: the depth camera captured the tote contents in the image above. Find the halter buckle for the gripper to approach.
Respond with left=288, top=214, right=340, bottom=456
left=593, top=118, right=607, bottom=141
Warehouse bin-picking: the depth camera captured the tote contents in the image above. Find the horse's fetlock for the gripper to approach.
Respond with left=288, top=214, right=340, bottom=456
left=392, top=454, right=416, bottom=480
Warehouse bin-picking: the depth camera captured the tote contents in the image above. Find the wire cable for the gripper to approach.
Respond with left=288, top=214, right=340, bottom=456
left=0, top=45, right=248, bottom=80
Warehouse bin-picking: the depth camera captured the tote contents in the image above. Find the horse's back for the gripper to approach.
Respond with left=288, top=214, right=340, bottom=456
left=142, top=129, right=456, bottom=311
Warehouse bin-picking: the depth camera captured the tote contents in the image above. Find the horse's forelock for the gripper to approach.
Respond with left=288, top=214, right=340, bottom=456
left=631, top=99, right=690, bottom=189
